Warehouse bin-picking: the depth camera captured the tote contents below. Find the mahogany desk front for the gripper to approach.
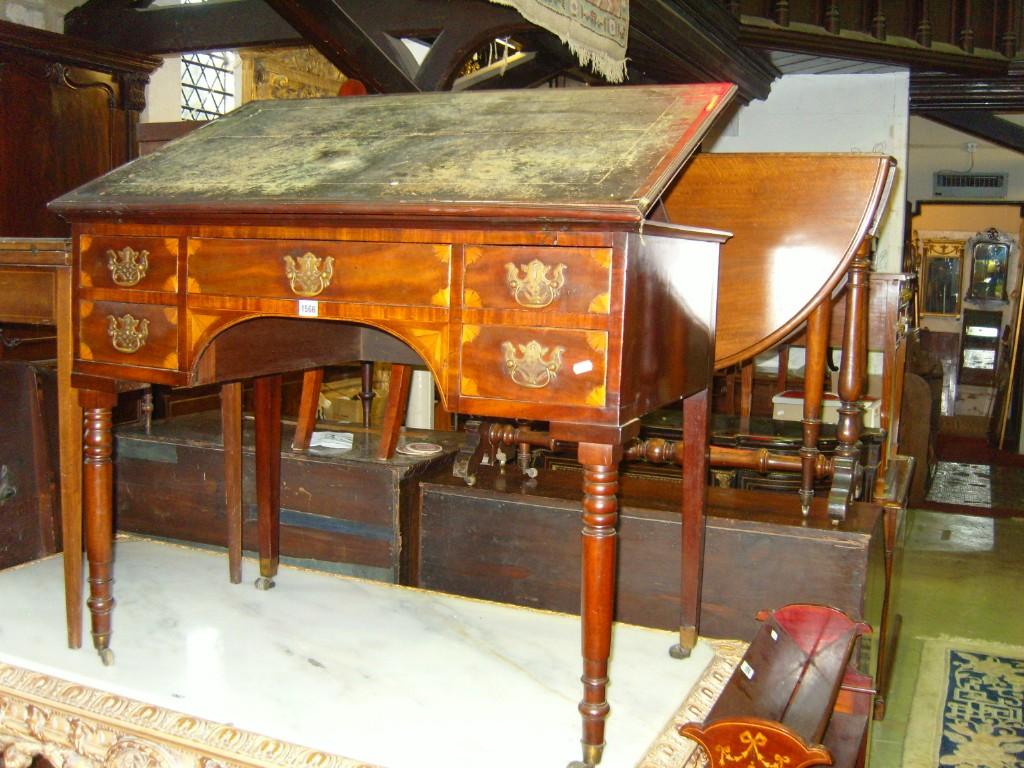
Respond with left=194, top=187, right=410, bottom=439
left=51, top=84, right=735, bottom=767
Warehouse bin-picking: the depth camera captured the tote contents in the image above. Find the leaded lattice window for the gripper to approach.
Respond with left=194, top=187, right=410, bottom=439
left=179, top=0, right=236, bottom=120
left=181, top=51, right=235, bottom=120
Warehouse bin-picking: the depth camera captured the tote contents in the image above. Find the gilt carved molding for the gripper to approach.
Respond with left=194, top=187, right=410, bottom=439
left=0, top=663, right=377, bottom=768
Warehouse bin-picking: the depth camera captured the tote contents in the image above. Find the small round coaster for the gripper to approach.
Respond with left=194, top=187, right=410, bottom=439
left=396, top=441, right=444, bottom=456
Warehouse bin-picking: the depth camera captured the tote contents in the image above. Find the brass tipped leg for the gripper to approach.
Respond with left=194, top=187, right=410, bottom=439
left=799, top=489, right=813, bottom=517
left=254, top=576, right=276, bottom=591
left=670, top=625, right=698, bottom=659
left=567, top=741, right=604, bottom=767
left=669, top=643, right=692, bottom=659
left=98, top=647, right=114, bottom=666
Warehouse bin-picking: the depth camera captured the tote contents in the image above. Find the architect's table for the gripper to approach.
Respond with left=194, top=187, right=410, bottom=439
left=0, top=238, right=82, bottom=649
left=49, top=84, right=735, bottom=767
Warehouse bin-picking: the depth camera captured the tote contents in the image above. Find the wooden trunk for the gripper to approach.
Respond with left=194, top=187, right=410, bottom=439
left=114, top=412, right=459, bottom=582
left=416, top=464, right=885, bottom=656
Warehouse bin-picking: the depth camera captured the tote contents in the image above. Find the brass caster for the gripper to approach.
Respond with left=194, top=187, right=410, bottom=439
left=567, top=762, right=592, bottom=768
left=254, top=576, right=276, bottom=591
left=669, top=643, right=693, bottom=659
left=98, top=647, right=114, bottom=666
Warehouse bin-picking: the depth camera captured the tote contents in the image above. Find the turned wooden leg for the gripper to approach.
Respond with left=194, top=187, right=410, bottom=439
left=359, top=361, right=375, bottom=428
left=291, top=368, right=324, bottom=451
left=828, top=243, right=870, bottom=520
left=220, top=382, right=243, bottom=584
left=377, top=363, right=411, bottom=460
left=673, top=388, right=709, bottom=659
left=253, top=375, right=281, bottom=590
left=800, top=301, right=831, bottom=516
left=80, top=389, right=118, bottom=665
left=575, top=442, right=621, bottom=768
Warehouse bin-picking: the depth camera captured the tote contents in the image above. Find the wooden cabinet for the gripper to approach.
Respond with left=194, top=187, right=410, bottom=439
left=0, top=21, right=160, bottom=238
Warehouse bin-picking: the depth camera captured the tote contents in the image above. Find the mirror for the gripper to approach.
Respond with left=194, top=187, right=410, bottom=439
left=966, top=228, right=1011, bottom=303
left=920, top=238, right=964, bottom=317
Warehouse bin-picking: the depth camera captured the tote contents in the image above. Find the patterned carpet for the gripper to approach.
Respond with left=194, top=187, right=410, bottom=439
left=922, top=461, right=1024, bottom=518
left=905, top=636, right=1024, bottom=767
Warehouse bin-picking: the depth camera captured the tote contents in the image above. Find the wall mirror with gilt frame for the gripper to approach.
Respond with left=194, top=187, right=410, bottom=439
left=965, top=227, right=1012, bottom=303
left=920, top=237, right=965, bottom=317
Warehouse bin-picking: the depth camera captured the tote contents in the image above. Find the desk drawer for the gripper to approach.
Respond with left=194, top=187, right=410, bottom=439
left=80, top=235, right=179, bottom=292
left=79, top=300, right=178, bottom=370
left=460, top=325, right=607, bottom=407
left=464, top=245, right=611, bottom=314
left=188, top=238, right=451, bottom=306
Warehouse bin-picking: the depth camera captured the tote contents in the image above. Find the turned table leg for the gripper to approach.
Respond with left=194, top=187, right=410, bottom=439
left=828, top=243, right=870, bottom=520
left=800, top=301, right=831, bottom=515
left=253, top=374, right=281, bottom=590
left=80, top=389, right=118, bottom=666
left=573, top=442, right=620, bottom=768
left=673, top=387, right=709, bottom=659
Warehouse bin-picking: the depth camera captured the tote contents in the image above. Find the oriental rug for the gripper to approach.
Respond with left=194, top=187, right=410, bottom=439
left=486, top=0, right=628, bottom=82
left=905, top=636, right=1024, bottom=768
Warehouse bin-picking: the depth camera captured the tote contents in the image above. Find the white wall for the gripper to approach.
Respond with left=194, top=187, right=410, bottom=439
left=142, top=57, right=185, bottom=123
left=706, top=72, right=910, bottom=275
left=0, top=0, right=79, bottom=32
left=908, top=116, right=1024, bottom=203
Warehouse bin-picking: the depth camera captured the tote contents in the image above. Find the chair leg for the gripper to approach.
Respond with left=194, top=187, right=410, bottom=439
left=377, top=364, right=412, bottom=460
left=291, top=368, right=324, bottom=451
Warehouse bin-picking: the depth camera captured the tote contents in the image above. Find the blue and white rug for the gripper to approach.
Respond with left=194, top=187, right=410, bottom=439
left=906, top=636, right=1024, bottom=767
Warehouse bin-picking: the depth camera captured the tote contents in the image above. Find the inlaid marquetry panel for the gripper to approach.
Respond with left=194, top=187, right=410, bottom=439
left=464, top=245, right=611, bottom=315
left=187, top=238, right=451, bottom=305
left=460, top=325, right=607, bottom=407
left=79, top=235, right=179, bottom=292
left=79, top=300, right=178, bottom=369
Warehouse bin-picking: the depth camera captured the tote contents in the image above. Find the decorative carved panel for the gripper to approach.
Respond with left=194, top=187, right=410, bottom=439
left=239, top=46, right=348, bottom=104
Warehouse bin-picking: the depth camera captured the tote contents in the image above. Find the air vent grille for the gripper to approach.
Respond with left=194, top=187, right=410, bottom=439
left=933, top=171, right=1008, bottom=198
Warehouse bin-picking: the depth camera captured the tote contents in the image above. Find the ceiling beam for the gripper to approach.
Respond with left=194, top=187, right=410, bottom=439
left=64, top=0, right=303, bottom=54
left=261, top=0, right=420, bottom=92
left=918, top=111, right=1024, bottom=155
left=911, top=72, right=1024, bottom=112
left=629, top=0, right=777, bottom=103
left=739, top=24, right=1010, bottom=77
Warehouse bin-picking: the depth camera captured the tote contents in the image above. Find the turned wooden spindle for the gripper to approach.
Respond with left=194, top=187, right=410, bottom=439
left=800, top=301, right=831, bottom=515
left=576, top=442, right=620, bottom=768
left=916, top=0, right=933, bottom=46
left=81, top=390, right=118, bottom=665
left=359, top=361, right=375, bottom=428
left=959, top=0, right=975, bottom=53
left=825, top=0, right=841, bottom=33
left=827, top=243, right=871, bottom=520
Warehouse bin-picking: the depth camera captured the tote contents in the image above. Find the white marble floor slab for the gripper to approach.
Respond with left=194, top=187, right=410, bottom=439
left=0, top=538, right=721, bottom=767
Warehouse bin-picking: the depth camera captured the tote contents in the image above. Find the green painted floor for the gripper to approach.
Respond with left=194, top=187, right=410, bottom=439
left=868, top=505, right=1024, bottom=766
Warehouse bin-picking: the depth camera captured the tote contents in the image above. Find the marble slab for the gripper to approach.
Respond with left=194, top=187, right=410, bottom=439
left=0, top=538, right=740, bottom=767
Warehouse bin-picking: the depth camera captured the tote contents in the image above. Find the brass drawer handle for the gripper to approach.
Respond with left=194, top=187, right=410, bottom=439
left=284, top=252, right=334, bottom=297
left=107, top=313, right=149, bottom=354
left=505, top=259, right=566, bottom=308
left=106, top=247, right=149, bottom=287
left=502, top=340, right=564, bottom=389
